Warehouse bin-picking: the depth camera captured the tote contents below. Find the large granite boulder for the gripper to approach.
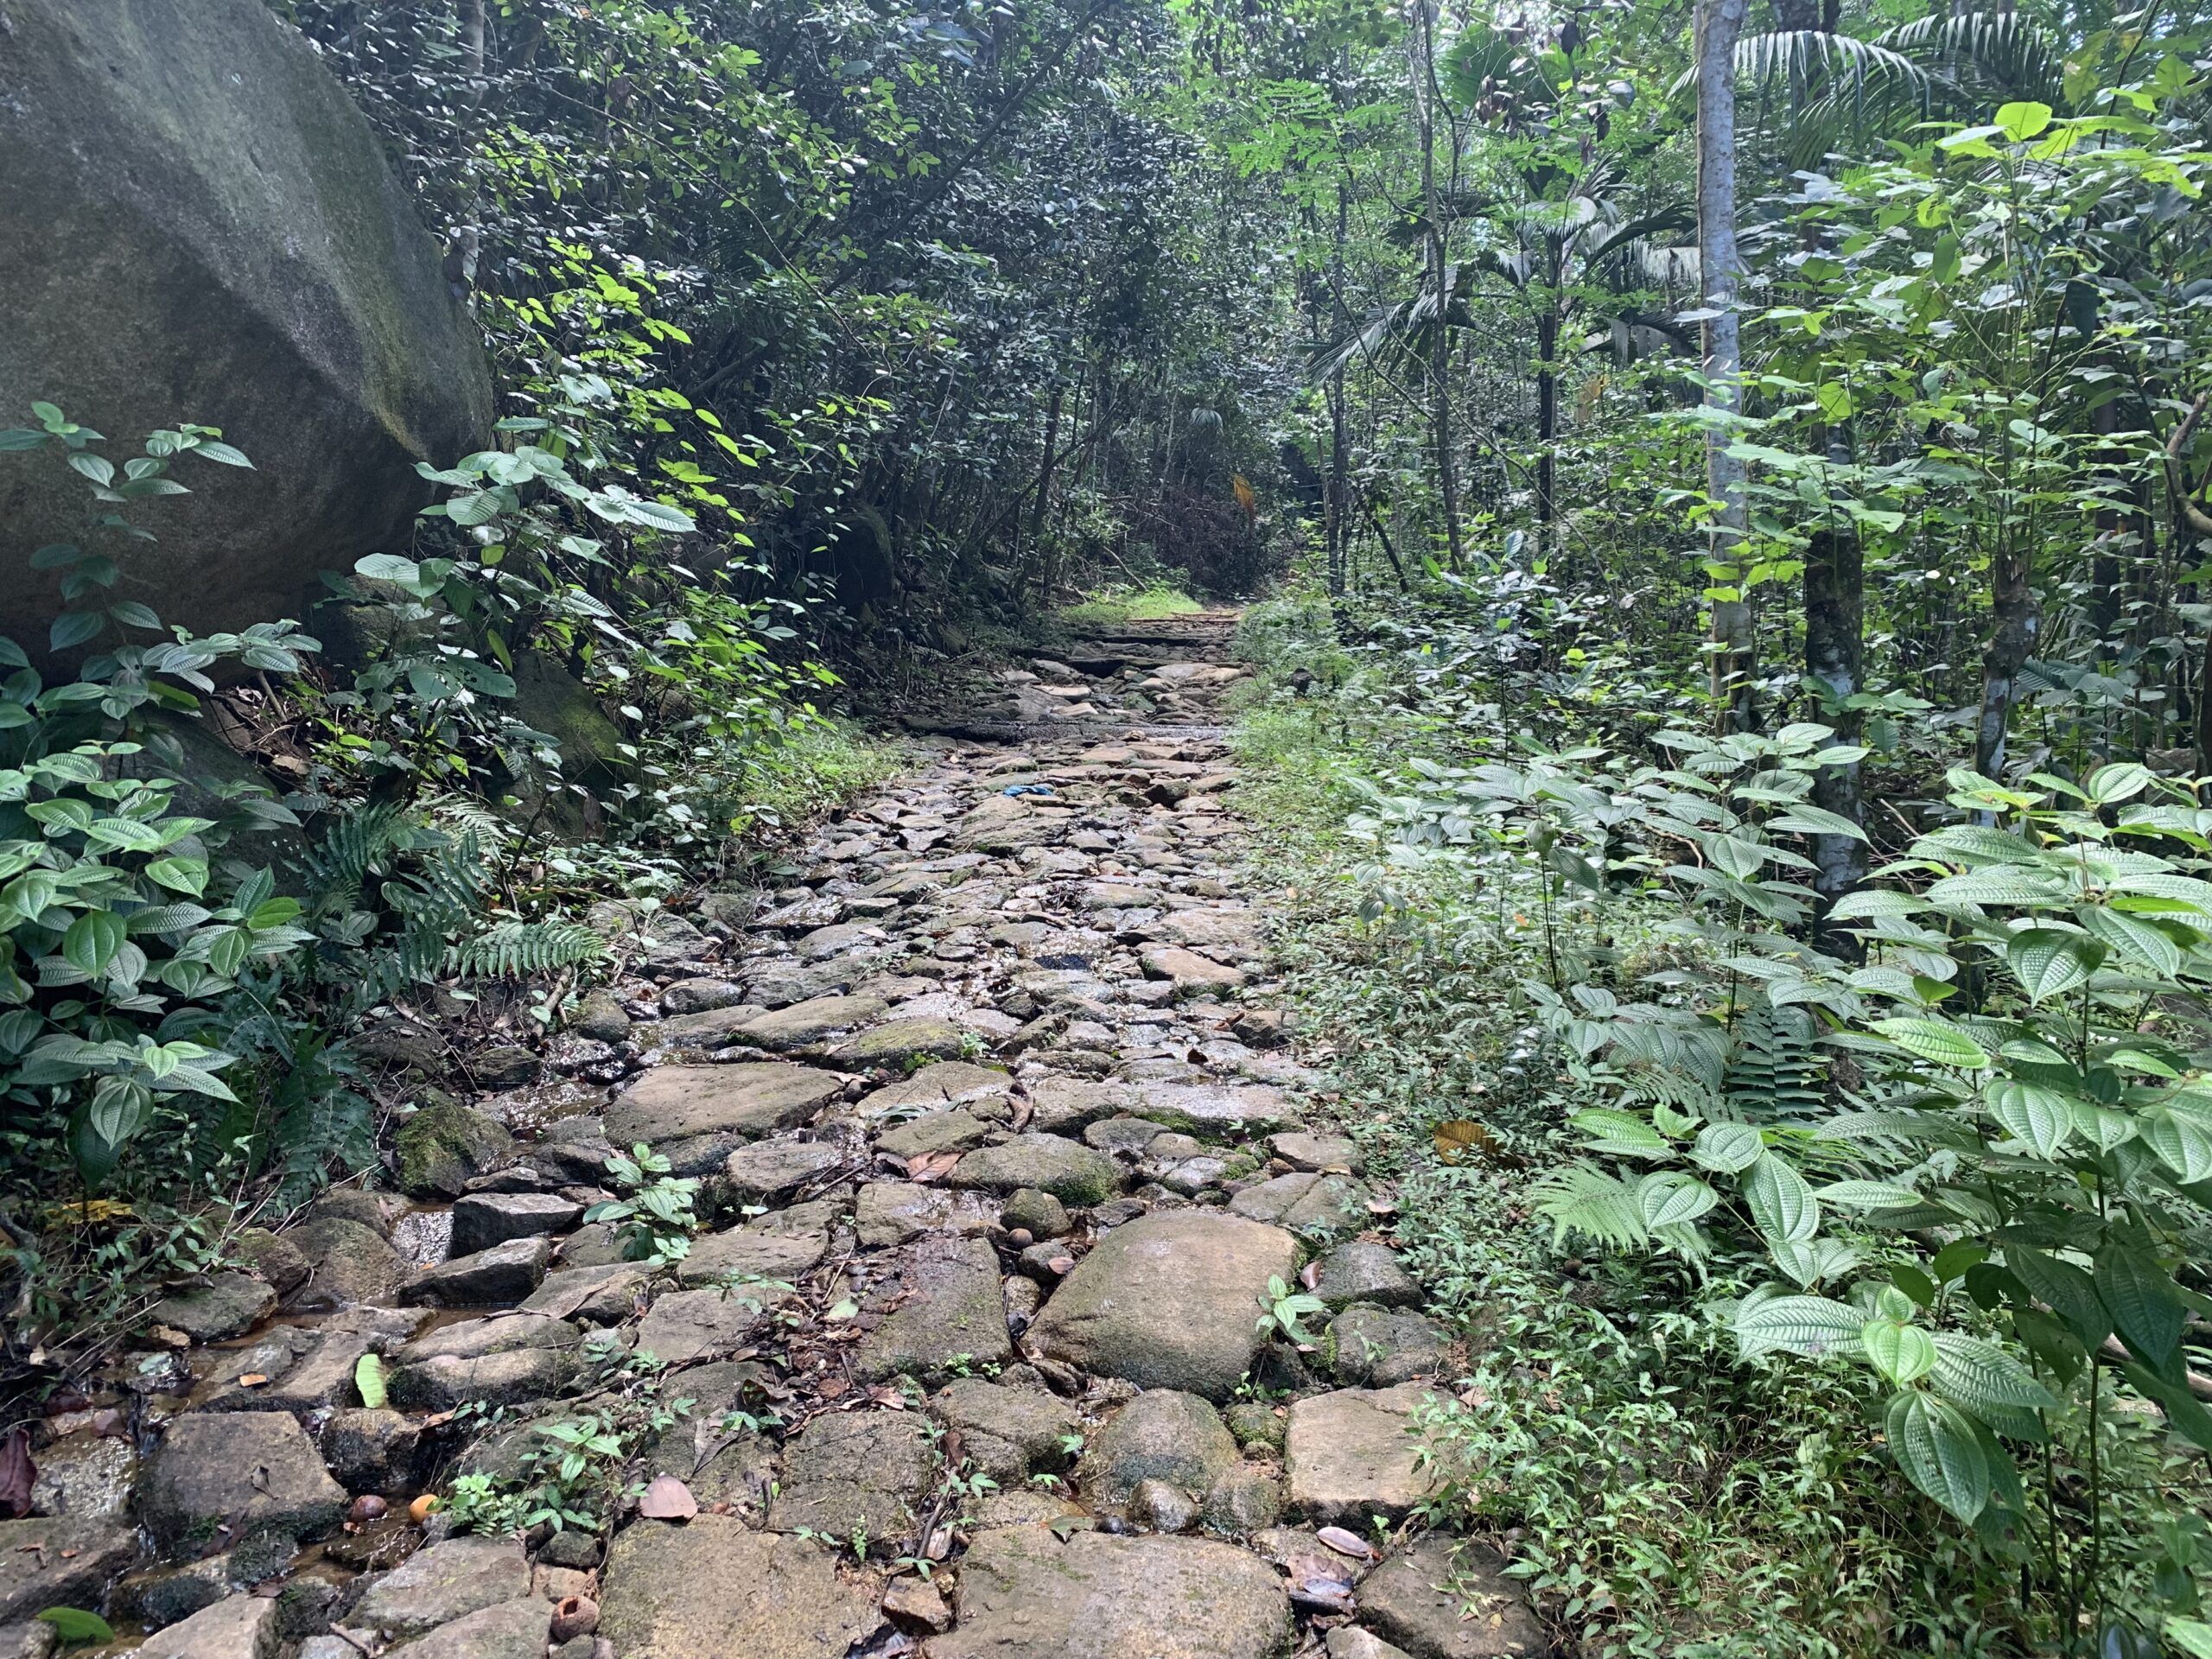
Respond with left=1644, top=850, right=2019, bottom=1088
left=0, top=0, right=493, bottom=649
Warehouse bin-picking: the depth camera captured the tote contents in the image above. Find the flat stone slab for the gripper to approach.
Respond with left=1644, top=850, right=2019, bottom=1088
left=142, top=1412, right=346, bottom=1554
left=855, top=1181, right=998, bottom=1249
left=605, top=1062, right=841, bottom=1153
left=1271, top=1131, right=1364, bottom=1173
left=449, top=1192, right=583, bottom=1255
left=859, top=1061, right=1014, bottom=1116
left=600, top=1516, right=880, bottom=1658
left=129, top=1592, right=282, bottom=1658
left=1148, top=906, right=1263, bottom=960
left=1135, top=1081, right=1294, bottom=1138
left=402, top=1235, right=548, bottom=1306
left=949, top=1134, right=1122, bottom=1206
left=739, top=993, right=889, bottom=1050
left=931, top=1380, right=1079, bottom=1483
left=931, top=1527, right=1290, bottom=1659
left=377, top=1596, right=549, bottom=1658
left=677, top=1222, right=827, bottom=1288
left=1326, top=1306, right=1449, bottom=1387
left=855, top=1235, right=1014, bottom=1382
left=767, top=1411, right=935, bottom=1545
left=1085, top=1389, right=1237, bottom=1511
left=723, top=1136, right=848, bottom=1205
left=1357, top=1537, right=1545, bottom=1658
left=1285, top=1383, right=1440, bottom=1526
left=0, top=1513, right=137, bottom=1623
left=352, top=1534, right=530, bottom=1639
left=1230, top=1171, right=1369, bottom=1240
left=632, top=1285, right=773, bottom=1365
left=1029, top=1210, right=1299, bottom=1401
left=830, top=1015, right=967, bottom=1066
left=1139, top=944, right=1246, bottom=993
left=1313, top=1241, right=1420, bottom=1311
left=149, top=1270, right=276, bottom=1341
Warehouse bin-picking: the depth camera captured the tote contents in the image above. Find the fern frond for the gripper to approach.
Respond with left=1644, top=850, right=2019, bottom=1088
left=308, top=802, right=415, bottom=901
left=1529, top=1163, right=1651, bottom=1251
left=456, top=920, right=607, bottom=979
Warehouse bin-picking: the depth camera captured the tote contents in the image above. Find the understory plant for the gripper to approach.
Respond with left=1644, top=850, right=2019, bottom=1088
left=1384, top=738, right=2212, bottom=1650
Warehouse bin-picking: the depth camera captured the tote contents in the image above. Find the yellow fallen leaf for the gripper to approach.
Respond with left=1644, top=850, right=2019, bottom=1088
left=1432, top=1119, right=1499, bottom=1166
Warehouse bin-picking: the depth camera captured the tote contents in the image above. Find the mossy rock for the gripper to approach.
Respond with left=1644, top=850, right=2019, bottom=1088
left=396, top=1098, right=513, bottom=1198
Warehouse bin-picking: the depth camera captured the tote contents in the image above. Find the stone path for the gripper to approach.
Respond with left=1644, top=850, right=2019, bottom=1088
left=0, top=616, right=1544, bottom=1658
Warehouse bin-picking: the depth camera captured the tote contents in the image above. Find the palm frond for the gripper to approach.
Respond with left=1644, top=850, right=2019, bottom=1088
left=1882, top=10, right=2063, bottom=108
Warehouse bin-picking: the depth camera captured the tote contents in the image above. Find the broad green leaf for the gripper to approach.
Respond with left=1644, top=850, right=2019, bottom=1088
left=2071, top=1099, right=2136, bottom=1150
left=1928, top=1332, right=2060, bottom=1418
left=1885, top=1391, right=1990, bottom=1521
left=1707, top=834, right=1767, bottom=880
left=2075, top=904, right=2181, bottom=976
left=1926, top=870, right=2064, bottom=907
left=1817, top=1179, right=1922, bottom=1211
left=61, top=909, right=124, bottom=976
left=1986, top=1081, right=2073, bottom=1159
left=2004, top=928, right=2102, bottom=1002
left=1735, top=1293, right=1864, bottom=1358
left=86, top=1075, right=150, bottom=1147
left=2166, top=1618, right=2212, bottom=1659
left=2083, top=760, right=2152, bottom=804
left=1872, top=1017, right=1990, bottom=1070
left=2111, top=871, right=2212, bottom=913
left=1769, top=805, right=1868, bottom=841
left=1637, top=1171, right=1719, bottom=1230
left=2096, top=1243, right=2183, bottom=1364
left=1862, top=1319, right=1936, bottom=1385
left=1914, top=825, right=2041, bottom=864
left=2141, top=1107, right=2212, bottom=1183
left=1768, top=1236, right=1861, bottom=1287
left=83, top=817, right=164, bottom=854
left=143, top=856, right=208, bottom=896
left=2005, top=1247, right=2110, bottom=1344
left=1826, top=889, right=1925, bottom=919
left=1689, top=1122, right=1763, bottom=1174
left=355, top=1352, right=388, bottom=1409
left=34, top=1609, right=116, bottom=1643
left=1744, top=1152, right=1820, bottom=1243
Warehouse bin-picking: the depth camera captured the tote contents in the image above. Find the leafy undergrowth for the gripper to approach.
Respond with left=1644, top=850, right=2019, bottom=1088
left=1225, top=593, right=2203, bottom=1659
left=1058, top=582, right=1206, bottom=628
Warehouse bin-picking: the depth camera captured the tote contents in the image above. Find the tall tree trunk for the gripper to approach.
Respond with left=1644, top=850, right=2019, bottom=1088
left=1535, top=310, right=1559, bottom=540
left=1804, top=514, right=1866, bottom=951
left=1975, top=539, right=2037, bottom=779
left=1697, top=0, right=1755, bottom=733
left=1328, top=179, right=1351, bottom=600
left=1411, top=0, right=1464, bottom=569
left=1026, top=383, right=1065, bottom=586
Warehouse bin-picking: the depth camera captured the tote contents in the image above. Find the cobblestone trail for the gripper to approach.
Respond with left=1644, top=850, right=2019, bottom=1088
left=0, top=615, right=1544, bottom=1659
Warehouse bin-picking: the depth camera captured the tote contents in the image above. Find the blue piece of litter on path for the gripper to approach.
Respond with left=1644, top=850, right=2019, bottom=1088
left=1001, top=784, right=1055, bottom=797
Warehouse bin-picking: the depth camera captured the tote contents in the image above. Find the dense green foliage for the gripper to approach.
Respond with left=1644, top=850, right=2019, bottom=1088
left=11, top=0, right=2212, bottom=1650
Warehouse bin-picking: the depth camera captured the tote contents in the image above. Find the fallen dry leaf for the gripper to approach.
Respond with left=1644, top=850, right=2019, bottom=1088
left=0, top=1428, right=34, bottom=1519
left=906, top=1150, right=961, bottom=1184
left=639, top=1474, right=697, bottom=1522
left=1431, top=1118, right=1497, bottom=1166
left=1316, top=1525, right=1378, bottom=1561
